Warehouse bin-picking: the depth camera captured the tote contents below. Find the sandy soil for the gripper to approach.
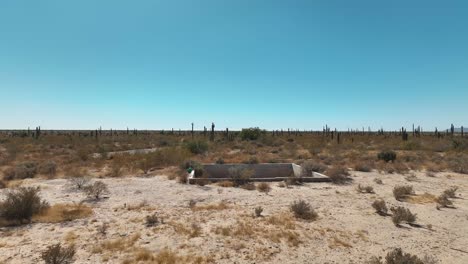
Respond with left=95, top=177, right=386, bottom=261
left=1, top=171, right=467, bottom=263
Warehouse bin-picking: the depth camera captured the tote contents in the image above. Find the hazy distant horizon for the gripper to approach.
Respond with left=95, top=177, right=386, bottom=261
left=1, top=1, right=467, bottom=130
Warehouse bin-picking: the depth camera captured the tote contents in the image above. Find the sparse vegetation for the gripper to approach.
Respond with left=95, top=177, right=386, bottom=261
left=393, top=185, right=414, bottom=201
left=229, top=167, right=253, bottom=187
left=372, top=199, right=388, bottom=216
left=443, top=186, right=458, bottom=198
left=84, top=181, right=109, bottom=200
left=0, top=187, right=49, bottom=224
left=68, top=176, right=90, bottom=190
left=356, top=184, right=374, bottom=193
left=256, top=182, right=271, bottom=193
left=145, top=213, right=161, bottom=227
left=436, top=194, right=453, bottom=208
left=254, top=206, right=263, bottom=217
left=378, top=150, right=397, bottom=162
left=290, top=200, right=317, bottom=220
left=302, top=160, right=327, bottom=174
left=390, top=206, right=416, bottom=226
left=41, top=243, right=76, bottom=264
left=326, top=166, right=351, bottom=184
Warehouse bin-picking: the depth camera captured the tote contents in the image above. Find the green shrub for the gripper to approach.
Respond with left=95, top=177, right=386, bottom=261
left=0, top=187, right=49, bottom=223
left=378, top=150, right=397, bottom=162
left=186, top=140, right=208, bottom=154
left=239, top=127, right=264, bottom=140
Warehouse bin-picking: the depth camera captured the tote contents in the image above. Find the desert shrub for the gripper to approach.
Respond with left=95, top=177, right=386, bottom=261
left=38, top=161, right=57, bottom=177
left=286, top=175, right=303, bottom=186
left=240, top=182, right=256, bottom=190
left=326, top=166, right=351, bottom=184
left=217, top=181, right=234, bottom=187
left=0, top=187, right=49, bottom=223
left=0, top=180, right=6, bottom=189
left=188, top=199, right=197, bottom=208
left=229, top=167, right=253, bottom=187
left=377, top=150, right=397, bottom=162
left=372, top=199, right=388, bottom=216
left=290, top=200, right=317, bottom=221
left=177, top=173, right=188, bottom=184
left=254, top=206, right=263, bottom=217
left=354, top=162, right=373, bottom=172
left=106, top=163, right=123, bottom=177
left=356, top=184, right=374, bottom=193
left=2, top=166, right=16, bottom=180
left=443, top=186, right=458, bottom=198
left=84, top=181, right=109, bottom=200
left=436, top=194, right=453, bottom=208
left=68, top=176, right=91, bottom=190
left=186, top=140, right=208, bottom=154
left=145, top=213, right=161, bottom=227
left=215, top=157, right=225, bottom=164
left=256, top=182, right=271, bottom=193
left=385, top=248, right=424, bottom=264
left=41, top=243, right=76, bottom=264
left=302, top=160, right=327, bottom=175
left=243, top=156, right=259, bottom=164
left=240, top=127, right=264, bottom=140
left=393, top=185, right=414, bottom=201
left=374, top=178, right=383, bottom=184
left=390, top=206, right=416, bottom=226
left=5, top=162, right=38, bottom=180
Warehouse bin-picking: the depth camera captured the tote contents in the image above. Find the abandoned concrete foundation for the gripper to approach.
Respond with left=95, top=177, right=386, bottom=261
left=189, top=163, right=330, bottom=183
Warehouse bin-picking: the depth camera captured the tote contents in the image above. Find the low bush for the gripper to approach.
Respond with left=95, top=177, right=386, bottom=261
left=443, top=186, right=458, bottom=198
left=41, top=243, right=76, bottom=264
left=215, top=157, right=225, bottom=164
left=372, top=199, right=388, bottom=216
left=356, top=184, right=374, bottom=193
left=229, top=167, right=253, bottom=187
left=326, top=166, right=351, bottom=184
left=368, top=248, right=426, bottom=264
left=290, top=200, right=317, bottom=221
left=4, top=162, right=38, bottom=180
left=436, top=194, right=453, bottom=208
left=145, top=213, right=161, bottom=227
left=0, top=187, right=49, bottom=224
left=240, top=183, right=256, bottom=190
left=393, top=185, right=414, bottom=201
left=254, top=206, right=263, bottom=217
left=240, top=127, right=264, bottom=140
left=217, top=181, right=234, bottom=187
left=302, top=160, right=327, bottom=175
left=377, top=150, right=397, bottom=163
left=256, top=182, right=271, bottom=193
left=186, top=140, right=208, bottom=154
left=38, top=161, right=57, bottom=177
left=68, top=176, right=90, bottom=190
left=354, top=162, right=373, bottom=172
left=374, top=178, right=383, bottom=184
left=390, top=206, right=416, bottom=226
left=84, top=181, right=109, bottom=200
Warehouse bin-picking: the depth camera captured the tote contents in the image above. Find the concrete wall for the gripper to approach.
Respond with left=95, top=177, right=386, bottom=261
left=202, top=163, right=299, bottom=179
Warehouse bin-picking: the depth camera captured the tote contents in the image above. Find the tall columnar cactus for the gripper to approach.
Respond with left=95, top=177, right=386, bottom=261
left=462, top=126, right=464, bottom=137
left=210, top=122, right=215, bottom=141
left=191, top=123, right=194, bottom=139
left=451, top=124, right=455, bottom=136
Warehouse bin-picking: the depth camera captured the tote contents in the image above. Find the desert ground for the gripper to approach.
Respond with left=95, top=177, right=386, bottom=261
left=0, top=129, right=467, bottom=263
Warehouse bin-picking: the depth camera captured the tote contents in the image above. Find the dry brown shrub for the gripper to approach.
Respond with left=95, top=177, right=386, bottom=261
left=191, top=201, right=229, bottom=211
left=390, top=206, right=416, bottom=226
left=356, top=184, right=374, bottom=193
left=326, top=166, right=351, bottom=184
left=436, top=194, right=453, bottom=208
left=240, top=182, right=256, bottom=190
left=33, top=203, right=93, bottom=223
left=256, top=182, right=271, bottom=193
left=329, top=236, right=353, bottom=248
left=217, top=180, right=234, bottom=187
left=393, top=185, right=414, bottom=201
left=354, top=162, right=373, bottom=172
left=443, top=186, right=458, bottom=198
left=371, top=199, right=388, bottom=216
left=99, top=233, right=141, bottom=253
left=41, top=243, right=75, bottom=264
left=290, top=200, right=318, bottom=221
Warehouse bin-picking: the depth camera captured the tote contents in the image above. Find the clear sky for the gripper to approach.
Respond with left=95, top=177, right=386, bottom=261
left=1, top=0, right=467, bottom=131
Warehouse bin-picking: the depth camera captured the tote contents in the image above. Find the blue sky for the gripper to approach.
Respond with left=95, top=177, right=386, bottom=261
left=1, top=0, right=467, bottom=131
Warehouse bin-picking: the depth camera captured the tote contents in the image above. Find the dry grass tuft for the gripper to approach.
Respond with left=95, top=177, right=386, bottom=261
left=191, top=201, right=229, bottom=211
left=98, top=233, right=141, bottom=253
left=33, top=203, right=93, bottom=223
left=216, top=181, right=234, bottom=187
left=405, top=193, right=437, bottom=204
